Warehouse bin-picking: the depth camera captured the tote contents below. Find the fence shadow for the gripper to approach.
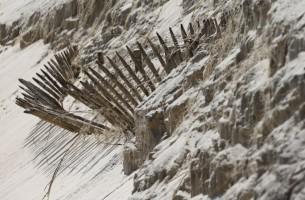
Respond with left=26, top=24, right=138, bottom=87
left=24, top=120, right=123, bottom=178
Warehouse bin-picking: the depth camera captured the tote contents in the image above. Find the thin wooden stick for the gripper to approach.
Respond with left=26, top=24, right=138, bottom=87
left=97, top=60, right=138, bottom=106
left=84, top=70, right=134, bottom=124
left=36, top=72, right=63, bottom=97
left=156, top=32, right=176, bottom=71
left=89, top=67, right=134, bottom=113
left=19, top=79, right=61, bottom=109
left=126, top=45, right=155, bottom=91
left=189, top=22, right=195, bottom=35
left=169, top=27, right=183, bottom=62
left=147, top=38, right=169, bottom=74
left=116, top=51, right=150, bottom=96
left=180, top=24, right=188, bottom=43
left=136, top=41, right=162, bottom=82
left=40, top=69, right=66, bottom=96
left=32, top=77, right=61, bottom=101
left=107, top=56, right=142, bottom=101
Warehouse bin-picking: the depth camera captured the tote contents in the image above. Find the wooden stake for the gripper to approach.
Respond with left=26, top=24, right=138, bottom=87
left=107, top=56, right=142, bottom=101
left=84, top=69, right=134, bottom=122
left=89, top=67, right=134, bottom=113
left=147, top=38, right=169, bottom=74
left=96, top=60, right=138, bottom=106
left=45, top=63, right=67, bottom=87
left=19, top=79, right=61, bottom=109
left=40, top=68, right=66, bottom=96
left=189, top=22, right=195, bottom=35
left=79, top=80, right=133, bottom=128
left=136, top=42, right=162, bottom=82
left=32, top=77, right=60, bottom=101
left=36, top=72, right=63, bottom=97
left=156, top=32, right=176, bottom=71
left=169, top=27, right=183, bottom=62
left=180, top=24, right=188, bottom=43
left=116, top=51, right=149, bottom=96
left=126, top=45, right=155, bottom=91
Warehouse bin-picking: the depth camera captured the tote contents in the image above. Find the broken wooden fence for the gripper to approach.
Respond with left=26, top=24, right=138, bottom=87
left=16, top=18, right=223, bottom=135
